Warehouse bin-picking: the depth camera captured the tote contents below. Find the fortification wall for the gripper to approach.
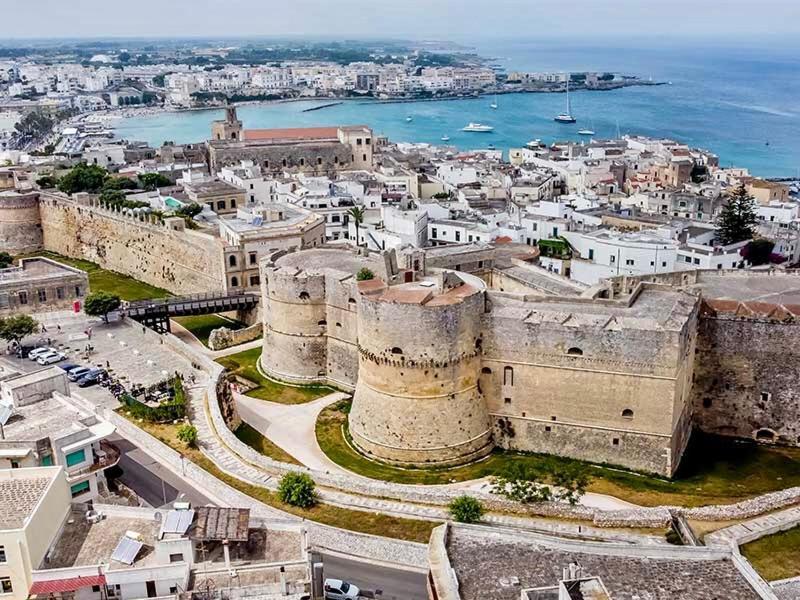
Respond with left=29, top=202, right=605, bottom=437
left=482, top=305, right=691, bottom=476
left=323, top=275, right=360, bottom=389
left=209, top=143, right=353, bottom=174
left=692, top=315, right=800, bottom=445
left=349, top=287, right=493, bottom=466
left=0, top=193, right=43, bottom=254
left=38, top=194, right=225, bottom=294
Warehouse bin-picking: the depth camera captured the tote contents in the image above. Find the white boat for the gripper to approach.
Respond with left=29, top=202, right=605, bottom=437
left=406, top=115, right=413, bottom=122
left=490, top=94, right=498, bottom=109
left=578, top=119, right=595, bottom=136
left=526, top=139, right=543, bottom=149
left=441, top=134, right=450, bottom=142
left=554, top=77, right=577, bottom=123
left=462, top=122, right=494, bottom=132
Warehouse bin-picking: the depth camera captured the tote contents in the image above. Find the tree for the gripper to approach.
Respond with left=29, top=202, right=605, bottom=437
left=175, top=203, right=203, bottom=219
left=36, top=175, right=59, bottom=188
left=448, top=496, right=485, bottom=523
left=356, top=268, right=375, bottom=281
left=277, top=472, right=317, bottom=508
left=0, top=314, right=39, bottom=344
left=138, top=172, right=172, bottom=191
left=742, top=238, right=775, bottom=266
left=716, top=184, right=758, bottom=245
left=0, top=252, right=12, bottom=268
left=491, top=461, right=589, bottom=506
left=347, top=206, right=365, bottom=246
left=57, top=163, right=109, bottom=195
left=176, top=424, right=198, bottom=447
left=83, top=291, right=122, bottom=323
left=103, top=176, right=138, bottom=191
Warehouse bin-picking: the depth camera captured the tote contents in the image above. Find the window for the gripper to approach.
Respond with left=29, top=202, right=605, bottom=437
left=625, top=259, right=635, bottom=266
left=1, top=577, right=12, bottom=594
left=249, top=252, right=257, bottom=265
left=249, top=275, right=260, bottom=287
left=75, top=285, right=84, bottom=297
left=334, top=156, right=339, bottom=164
left=703, top=397, right=712, bottom=408
left=566, top=347, right=583, bottom=356
left=503, top=366, right=514, bottom=386
left=70, top=480, right=91, bottom=498
left=609, top=255, right=615, bottom=264
left=662, top=261, right=667, bottom=268
left=693, top=258, right=700, bottom=265
left=229, top=255, right=237, bottom=267
left=431, top=227, right=437, bottom=238
left=455, top=231, right=461, bottom=242
left=588, top=249, right=594, bottom=260
left=217, top=200, right=226, bottom=210
left=56, top=287, right=65, bottom=300
left=41, top=454, right=53, bottom=466
left=10, top=461, right=19, bottom=469
left=760, top=392, right=771, bottom=402
left=169, top=587, right=178, bottom=595
left=366, top=138, right=371, bottom=145
left=299, top=291, right=310, bottom=300
left=622, top=409, right=634, bottom=419
left=545, top=426, right=552, bottom=432
left=92, top=586, right=101, bottom=593
left=169, top=553, right=184, bottom=563
left=300, top=158, right=305, bottom=167
left=0, top=546, right=6, bottom=563
left=332, top=215, right=341, bottom=223
left=391, top=347, right=403, bottom=355
left=481, top=367, right=492, bottom=374
left=612, top=438, right=620, bottom=446
left=65, top=449, right=86, bottom=467
left=18, top=291, right=28, bottom=305
left=504, top=397, right=511, bottom=404
left=230, top=198, right=237, bottom=208
left=230, top=276, right=239, bottom=288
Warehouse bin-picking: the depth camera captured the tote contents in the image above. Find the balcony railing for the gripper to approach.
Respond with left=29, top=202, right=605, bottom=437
left=67, top=441, right=121, bottom=480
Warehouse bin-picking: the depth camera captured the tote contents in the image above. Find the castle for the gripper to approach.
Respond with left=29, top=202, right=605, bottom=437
left=260, top=243, right=800, bottom=476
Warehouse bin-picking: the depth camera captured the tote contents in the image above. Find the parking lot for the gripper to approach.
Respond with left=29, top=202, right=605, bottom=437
left=0, top=311, right=206, bottom=409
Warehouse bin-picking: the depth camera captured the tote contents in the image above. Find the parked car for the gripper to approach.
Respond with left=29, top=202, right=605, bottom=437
left=28, top=347, right=57, bottom=361
left=37, top=351, right=66, bottom=365
left=323, top=579, right=360, bottom=600
left=58, top=362, right=80, bottom=372
left=77, top=368, right=107, bottom=388
left=67, top=366, right=92, bottom=381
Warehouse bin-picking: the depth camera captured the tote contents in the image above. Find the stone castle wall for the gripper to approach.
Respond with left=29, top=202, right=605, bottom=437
left=349, top=286, right=493, bottom=466
left=38, top=194, right=225, bottom=294
left=0, top=192, right=43, bottom=254
left=209, top=142, right=354, bottom=175
left=692, top=314, right=800, bottom=445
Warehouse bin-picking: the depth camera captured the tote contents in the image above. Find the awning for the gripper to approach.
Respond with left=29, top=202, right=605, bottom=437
left=30, top=575, right=106, bottom=595
left=0, top=448, right=31, bottom=459
left=60, top=422, right=116, bottom=454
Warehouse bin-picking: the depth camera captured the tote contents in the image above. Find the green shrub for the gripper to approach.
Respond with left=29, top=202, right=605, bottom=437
left=356, top=268, right=375, bottom=281
left=448, top=496, right=485, bottom=523
left=120, top=376, right=187, bottom=422
left=177, top=424, right=198, bottom=447
left=277, top=472, right=317, bottom=508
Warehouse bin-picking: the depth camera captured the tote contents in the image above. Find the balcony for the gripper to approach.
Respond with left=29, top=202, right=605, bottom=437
left=66, top=441, right=121, bottom=480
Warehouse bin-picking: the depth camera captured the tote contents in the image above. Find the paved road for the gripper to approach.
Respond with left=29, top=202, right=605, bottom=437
left=111, top=436, right=213, bottom=508
left=319, top=554, right=427, bottom=600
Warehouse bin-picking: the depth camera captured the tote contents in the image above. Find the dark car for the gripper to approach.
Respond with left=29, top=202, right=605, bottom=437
left=59, top=362, right=80, bottom=372
left=77, top=368, right=107, bottom=388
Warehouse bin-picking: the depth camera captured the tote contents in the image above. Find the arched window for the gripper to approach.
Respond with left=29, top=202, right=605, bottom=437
left=317, top=157, right=323, bottom=166
left=567, top=347, right=583, bottom=356
left=391, top=347, right=403, bottom=355
left=229, top=255, right=237, bottom=267
left=481, top=367, right=492, bottom=375
left=503, top=366, right=514, bottom=386
left=348, top=298, right=357, bottom=304
left=317, top=320, right=327, bottom=326
left=230, top=276, right=239, bottom=288
left=299, top=291, right=310, bottom=300
left=622, top=409, right=634, bottom=419
left=756, top=429, right=776, bottom=441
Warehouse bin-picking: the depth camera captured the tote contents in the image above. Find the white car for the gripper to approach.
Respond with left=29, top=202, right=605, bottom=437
left=324, top=579, right=360, bottom=600
left=28, top=347, right=57, bottom=361
left=37, top=351, right=66, bottom=365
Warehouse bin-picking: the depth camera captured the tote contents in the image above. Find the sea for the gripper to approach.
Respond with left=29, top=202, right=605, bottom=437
left=113, top=39, right=800, bottom=178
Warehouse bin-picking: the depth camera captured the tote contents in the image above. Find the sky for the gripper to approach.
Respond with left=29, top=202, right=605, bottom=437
left=5, top=0, right=800, bottom=41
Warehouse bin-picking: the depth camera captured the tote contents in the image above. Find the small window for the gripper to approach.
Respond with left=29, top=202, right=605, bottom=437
left=612, top=438, right=620, bottom=446
left=503, top=366, right=514, bottom=386
left=1, top=578, right=12, bottom=594
left=0, top=546, right=6, bottom=564
left=481, top=367, right=492, bottom=375
left=169, top=587, right=178, bottom=595
left=703, top=397, right=712, bottom=408
left=622, top=409, right=634, bottom=419
left=318, top=320, right=327, bottom=326
left=217, top=200, right=226, bottom=210
left=391, top=347, right=403, bottom=355
left=230, top=198, right=237, bottom=208
left=229, top=255, right=237, bottom=267
left=544, top=426, right=551, bottom=432
left=70, top=480, right=91, bottom=498
left=230, top=276, right=239, bottom=288
left=56, top=287, right=65, bottom=300
left=92, top=586, right=101, bottom=593
left=760, top=392, right=771, bottom=402
left=348, top=297, right=356, bottom=304
left=249, top=275, right=260, bottom=286
left=300, top=158, right=305, bottom=167
left=299, top=291, right=310, bottom=300
left=566, top=347, right=583, bottom=356
left=19, top=290, right=28, bottom=305
left=756, top=429, right=775, bottom=441
left=75, top=285, right=84, bottom=297
left=169, top=553, right=183, bottom=563
left=249, top=252, right=258, bottom=265
left=504, top=397, right=511, bottom=404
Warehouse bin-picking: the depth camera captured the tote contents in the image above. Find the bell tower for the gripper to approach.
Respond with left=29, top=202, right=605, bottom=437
left=211, top=105, right=243, bottom=141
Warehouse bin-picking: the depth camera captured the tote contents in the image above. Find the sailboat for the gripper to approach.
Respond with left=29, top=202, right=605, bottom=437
left=554, top=77, right=577, bottom=123
left=490, top=94, right=498, bottom=109
left=441, top=134, right=451, bottom=142
left=578, top=118, right=595, bottom=136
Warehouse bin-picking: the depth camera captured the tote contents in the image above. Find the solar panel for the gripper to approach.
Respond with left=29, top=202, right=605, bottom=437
left=160, top=509, right=195, bottom=538
left=110, top=537, right=143, bottom=565
left=0, top=404, right=12, bottom=426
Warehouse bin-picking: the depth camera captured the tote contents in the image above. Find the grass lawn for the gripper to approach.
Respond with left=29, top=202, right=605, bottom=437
left=235, top=421, right=301, bottom=465
left=116, top=408, right=435, bottom=543
left=216, top=347, right=332, bottom=404
left=173, top=314, right=244, bottom=347
left=316, top=400, right=800, bottom=507
left=741, top=526, right=800, bottom=581
left=18, top=251, right=171, bottom=301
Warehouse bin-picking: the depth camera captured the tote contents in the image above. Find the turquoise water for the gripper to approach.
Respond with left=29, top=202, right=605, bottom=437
left=114, top=40, right=800, bottom=178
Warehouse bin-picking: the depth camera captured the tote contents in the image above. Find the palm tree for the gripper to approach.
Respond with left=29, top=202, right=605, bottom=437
left=348, top=206, right=365, bottom=246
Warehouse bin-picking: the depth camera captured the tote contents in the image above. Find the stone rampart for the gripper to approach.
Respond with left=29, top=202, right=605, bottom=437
left=38, top=192, right=225, bottom=294
left=208, top=322, right=263, bottom=351
left=0, top=191, right=43, bottom=254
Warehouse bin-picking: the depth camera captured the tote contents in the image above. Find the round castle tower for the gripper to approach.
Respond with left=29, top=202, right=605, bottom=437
left=349, top=271, right=494, bottom=467
left=0, top=191, right=43, bottom=254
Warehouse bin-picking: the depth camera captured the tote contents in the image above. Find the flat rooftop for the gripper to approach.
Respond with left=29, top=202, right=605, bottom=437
left=691, top=271, right=800, bottom=305
left=0, top=470, right=54, bottom=529
left=44, top=509, right=160, bottom=570
left=0, top=258, right=85, bottom=284
left=447, top=527, right=762, bottom=600
left=2, top=394, right=86, bottom=442
left=185, top=180, right=242, bottom=196
left=273, top=247, right=377, bottom=277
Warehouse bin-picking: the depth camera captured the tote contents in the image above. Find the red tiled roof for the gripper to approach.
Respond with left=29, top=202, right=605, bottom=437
left=31, top=575, right=106, bottom=595
left=242, top=127, right=340, bottom=141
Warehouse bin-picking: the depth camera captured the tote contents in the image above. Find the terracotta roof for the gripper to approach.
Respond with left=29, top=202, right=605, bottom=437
left=242, top=127, right=340, bottom=142
left=30, top=575, right=106, bottom=595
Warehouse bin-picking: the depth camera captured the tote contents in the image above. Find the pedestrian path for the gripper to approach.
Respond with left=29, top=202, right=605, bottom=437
left=234, top=391, right=351, bottom=475
left=706, top=505, right=800, bottom=548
